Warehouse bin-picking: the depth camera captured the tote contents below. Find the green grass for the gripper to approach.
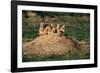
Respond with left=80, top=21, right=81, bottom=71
left=65, top=23, right=90, bottom=41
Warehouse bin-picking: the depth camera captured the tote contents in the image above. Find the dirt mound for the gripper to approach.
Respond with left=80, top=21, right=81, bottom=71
left=23, top=33, right=89, bottom=56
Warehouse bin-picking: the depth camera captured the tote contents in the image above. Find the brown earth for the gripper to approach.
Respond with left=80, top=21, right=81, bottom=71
left=23, top=33, right=89, bottom=56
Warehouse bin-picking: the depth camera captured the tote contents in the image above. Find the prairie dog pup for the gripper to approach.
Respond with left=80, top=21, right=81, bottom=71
left=44, top=25, right=52, bottom=35
left=39, top=22, right=44, bottom=35
left=59, top=25, right=65, bottom=35
left=57, top=24, right=60, bottom=33
left=51, top=24, right=57, bottom=33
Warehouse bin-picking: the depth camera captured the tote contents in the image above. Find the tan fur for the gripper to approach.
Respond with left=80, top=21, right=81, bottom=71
left=46, top=25, right=52, bottom=35
left=39, top=22, right=44, bottom=35
left=57, top=24, right=60, bottom=33
left=50, top=24, right=56, bottom=33
left=59, top=25, right=65, bottom=35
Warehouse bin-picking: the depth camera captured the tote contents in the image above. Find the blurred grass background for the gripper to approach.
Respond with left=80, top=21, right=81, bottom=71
left=22, top=10, right=90, bottom=62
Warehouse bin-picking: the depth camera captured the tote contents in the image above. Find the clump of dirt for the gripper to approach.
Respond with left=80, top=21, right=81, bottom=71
left=23, top=33, right=89, bottom=56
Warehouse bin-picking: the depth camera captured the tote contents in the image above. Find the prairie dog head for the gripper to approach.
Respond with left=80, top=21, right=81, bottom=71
left=46, top=25, right=52, bottom=32
left=50, top=24, right=57, bottom=33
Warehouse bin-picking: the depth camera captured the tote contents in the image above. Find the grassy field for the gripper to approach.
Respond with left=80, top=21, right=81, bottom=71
left=22, top=11, right=90, bottom=62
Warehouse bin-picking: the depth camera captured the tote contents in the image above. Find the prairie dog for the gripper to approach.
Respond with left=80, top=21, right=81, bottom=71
left=57, top=24, right=60, bottom=33
left=39, top=22, right=44, bottom=35
left=50, top=24, right=57, bottom=33
left=47, top=25, right=52, bottom=32
left=59, top=25, right=65, bottom=35
left=43, top=26, right=50, bottom=35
